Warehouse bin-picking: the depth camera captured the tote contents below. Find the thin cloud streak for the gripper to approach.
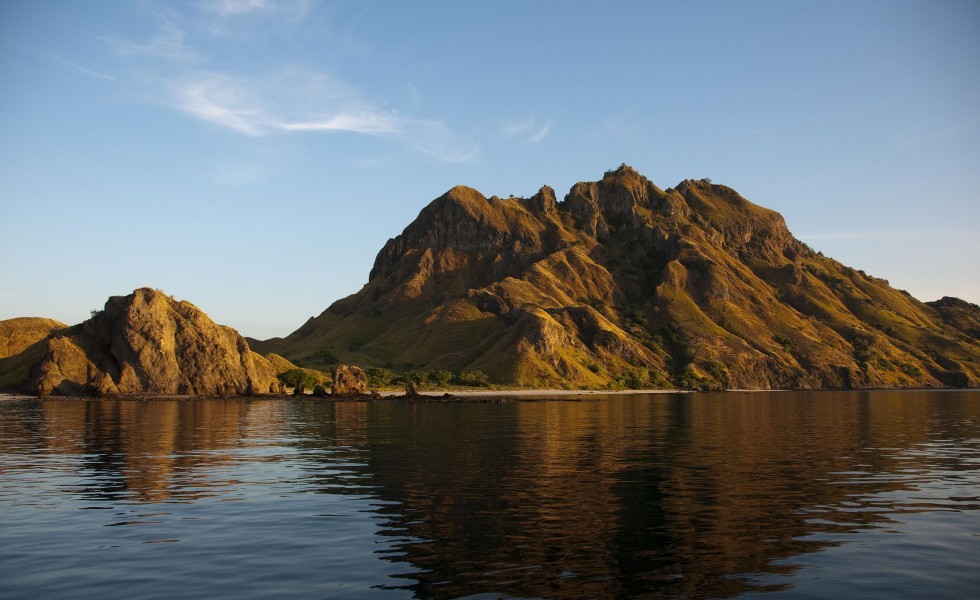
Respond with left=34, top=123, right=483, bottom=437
left=44, top=53, right=120, bottom=82
left=199, top=0, right=316, bottom=20
left=502, top=116, right=553, bottom=144
left=203, top=0, right=275, bottom=16
left=169, top=69, right=478, bottom=162
left=97, top=3, right=477, bottom=162
left=897, top=117, right=980, bottom=150
left=798, top=230, right=947, bottom=241
left=100, top=19, right=200, bottom=62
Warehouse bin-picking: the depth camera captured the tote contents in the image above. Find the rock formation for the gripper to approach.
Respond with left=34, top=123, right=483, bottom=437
left=254, top=165, right=980, bottom=389
left=6, top=288, right=280, bottom=396
left=331, top=364, right=368, bottom=396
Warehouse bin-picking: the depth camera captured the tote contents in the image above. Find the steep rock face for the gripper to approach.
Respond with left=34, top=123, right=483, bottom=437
left=18, top=288, right=279, bottom=396
left=260, top=166, right=980, bottom=390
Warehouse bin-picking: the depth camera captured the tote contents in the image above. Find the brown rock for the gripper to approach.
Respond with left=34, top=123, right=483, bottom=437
left=405, top=380, right=419, bottom=397
left=93, top=372, right=119, bottom=397
left=312, top=384, right=329, bottom=397
left=331, top=365, right=368, bottom=396
left=20, top=288, right=278, bottom=396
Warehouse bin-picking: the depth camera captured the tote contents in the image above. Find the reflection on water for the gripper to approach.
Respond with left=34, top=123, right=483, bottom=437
left=1, top=391, right=978, bottom=599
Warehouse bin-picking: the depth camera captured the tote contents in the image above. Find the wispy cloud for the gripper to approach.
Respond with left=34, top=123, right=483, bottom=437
left=100, top=18, right=199, bottom=62
left=202, top=0, right=275, bottom=16
left=199, top=0, right=316, bottom=19
left=502, top=116, right=553, bottom=144
left=44, top=53, right=119, bottom=82
left=798, top=230, right=941, bottom=241
left=897, top=117, right=980, bottom=150
left=169, top=69, right=477, bottom=162
left=95, top=2, right=476, bottom=162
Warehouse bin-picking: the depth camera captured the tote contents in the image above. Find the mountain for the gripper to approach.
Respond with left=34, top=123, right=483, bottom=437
left=254, top=165, right=979, bottom=389
left=0, top=288, right=286, bottom=396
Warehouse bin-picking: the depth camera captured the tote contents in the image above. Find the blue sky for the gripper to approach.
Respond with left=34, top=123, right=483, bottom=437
left=1, top=0, right=978, bottom=339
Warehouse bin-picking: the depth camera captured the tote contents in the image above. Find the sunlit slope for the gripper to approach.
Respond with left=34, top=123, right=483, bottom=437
left=257, top=166, right=979, bottom=389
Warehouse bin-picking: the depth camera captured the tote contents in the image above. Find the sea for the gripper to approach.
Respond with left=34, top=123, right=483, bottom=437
left=1, top=391, right=978, bottom=599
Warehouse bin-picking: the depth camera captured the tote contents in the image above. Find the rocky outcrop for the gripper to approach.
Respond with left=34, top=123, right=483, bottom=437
left=260, top=165, right=979, bottom=390
left=20, top=288, right=279, bottom=396
left=331, top=365, right=368, bottom=396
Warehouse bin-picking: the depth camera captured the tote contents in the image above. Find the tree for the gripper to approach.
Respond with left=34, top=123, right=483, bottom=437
left=278, top=369, right=316, bottom=390
left=366, top=367, right=395, bottom=388
left=429, top=370, right=454, bottom=387
left=401, top=370, right=428, bottom=387
left=457, top=370, right=490, bottom=387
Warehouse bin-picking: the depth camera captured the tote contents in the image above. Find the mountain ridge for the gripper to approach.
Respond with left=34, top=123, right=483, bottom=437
left=253, top=165, right=979, bottom=390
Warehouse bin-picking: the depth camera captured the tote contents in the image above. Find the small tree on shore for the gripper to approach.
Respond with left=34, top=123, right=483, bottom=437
left=278, top=369, right=316, bottom=390
left=457, top=370, right=490, bottom=387
left=429, top=370, right=454, bottom=387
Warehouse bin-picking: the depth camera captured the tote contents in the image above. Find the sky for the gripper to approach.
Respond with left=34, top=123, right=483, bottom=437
left=1, top=0, right=978, bottom=339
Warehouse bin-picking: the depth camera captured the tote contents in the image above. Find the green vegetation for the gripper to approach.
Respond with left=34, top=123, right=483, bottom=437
left=360, top=368, right=493, bottom=389
left=774, top=334, right=793, bottom=351
left=365, top=367, right=395, bottom=388
left=277, top=368, right=317, bottom=389
left=457, top=370, right=490, bottom=387
left=428, top=370, right=454, bottom=387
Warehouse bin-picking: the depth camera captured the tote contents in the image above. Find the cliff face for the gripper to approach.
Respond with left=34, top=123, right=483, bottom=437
left=12, top=288, right=281, bottom=396
left=260, top=165, right=980, bottom=389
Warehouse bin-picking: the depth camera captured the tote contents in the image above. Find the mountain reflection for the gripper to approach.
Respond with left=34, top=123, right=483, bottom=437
left=2, top=392, right=976, bottom=598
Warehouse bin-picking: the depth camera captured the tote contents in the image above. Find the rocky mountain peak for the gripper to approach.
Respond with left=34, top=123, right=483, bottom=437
left=261, top=166, right=979, bottom=390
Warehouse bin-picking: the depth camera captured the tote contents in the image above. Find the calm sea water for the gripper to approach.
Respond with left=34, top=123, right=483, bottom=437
left=1, top=391, right=978, bottom=599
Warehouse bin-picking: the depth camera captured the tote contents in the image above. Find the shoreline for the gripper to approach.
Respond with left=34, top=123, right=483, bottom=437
left=2, top=386, right=975, bottom=402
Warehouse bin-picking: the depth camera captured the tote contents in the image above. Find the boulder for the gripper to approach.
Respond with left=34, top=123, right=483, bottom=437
left=312, top=384, right=329, bottom=397
left=331, top=365, right=368, bottom=396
